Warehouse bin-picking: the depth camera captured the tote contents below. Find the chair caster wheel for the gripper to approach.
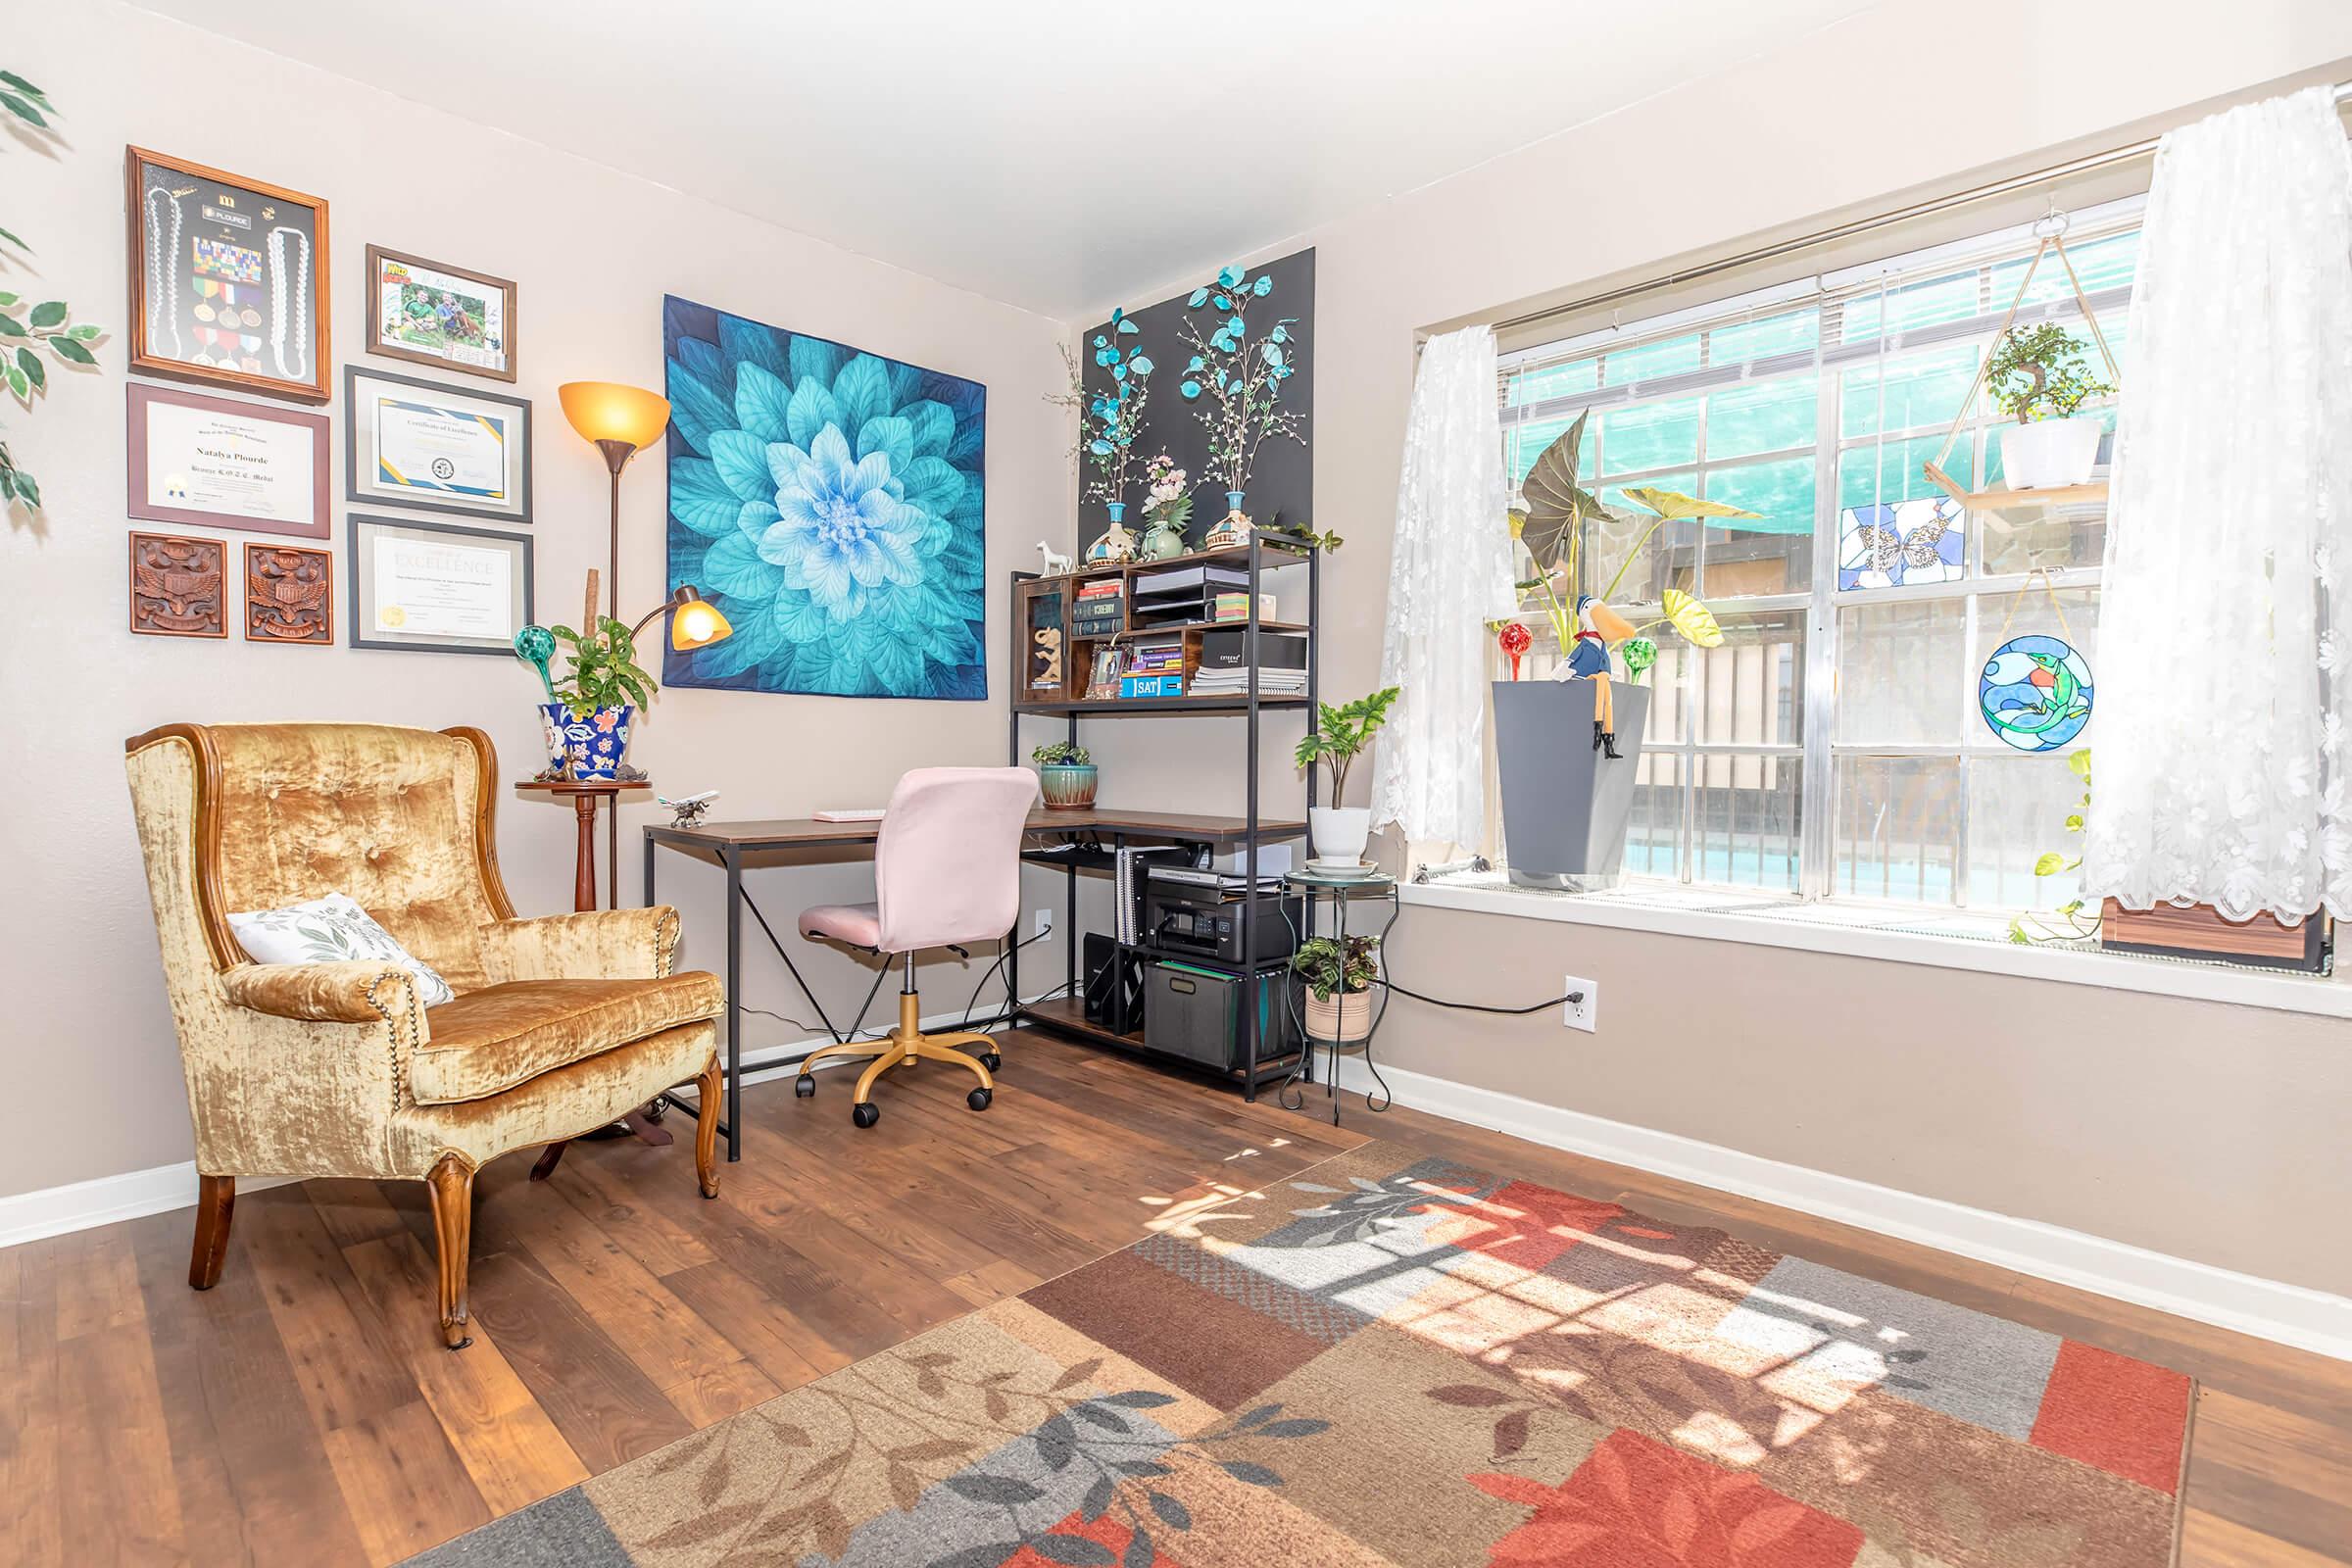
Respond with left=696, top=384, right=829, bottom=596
left=980, top=1052, right=1002, bottom=1072
left=642, top=1095, right=667, bottom=1122
left=966, top=1087, right=992, bottom=1111
left=794, top=1073, right=815, bottom=1099
left=852, top=1102, right=880, bottom=1128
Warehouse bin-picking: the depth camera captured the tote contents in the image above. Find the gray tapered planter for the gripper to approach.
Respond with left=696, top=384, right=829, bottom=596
left=1491, top=680, right=1649, bottom=889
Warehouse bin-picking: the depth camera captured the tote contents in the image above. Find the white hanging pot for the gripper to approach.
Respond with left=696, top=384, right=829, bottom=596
left=1307, top=806, right=1372, bottom=865
left=1999, top=416, right=2103, bottom=490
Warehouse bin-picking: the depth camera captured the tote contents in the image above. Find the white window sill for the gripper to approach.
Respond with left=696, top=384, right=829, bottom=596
left=1397, top=875, right=2352, bottom=1020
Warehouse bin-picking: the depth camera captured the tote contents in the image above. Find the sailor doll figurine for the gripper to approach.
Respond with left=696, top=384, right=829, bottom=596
left=1560, top=593, right=1638, bottom=759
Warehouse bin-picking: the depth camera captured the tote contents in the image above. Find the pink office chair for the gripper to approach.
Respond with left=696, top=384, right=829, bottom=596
left=794, top=766, right=1038, bottom=1127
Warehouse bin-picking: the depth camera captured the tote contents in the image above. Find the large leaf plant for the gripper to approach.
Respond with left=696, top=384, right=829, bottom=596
left=1, top=70, right=105, bottom=513
left=1510, top=411, right=1755, bottom=677
left=550, top=616, right=658, bottom=719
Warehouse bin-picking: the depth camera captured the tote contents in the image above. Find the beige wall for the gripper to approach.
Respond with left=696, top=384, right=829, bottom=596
left=0, top=2, right=1076, bottom=1200
left=1074, top=0, right=2352, bottom=1297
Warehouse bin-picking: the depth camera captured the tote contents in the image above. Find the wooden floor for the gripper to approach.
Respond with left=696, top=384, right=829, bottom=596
left=4, top=1031, right=2347, bottom=1567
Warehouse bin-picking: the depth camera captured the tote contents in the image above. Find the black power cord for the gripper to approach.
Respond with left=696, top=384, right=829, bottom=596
left=1381, top=977, right=1586, bottom=1015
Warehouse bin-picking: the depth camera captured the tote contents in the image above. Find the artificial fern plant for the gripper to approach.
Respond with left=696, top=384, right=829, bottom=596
left=0, top=69, right=107, bottom=513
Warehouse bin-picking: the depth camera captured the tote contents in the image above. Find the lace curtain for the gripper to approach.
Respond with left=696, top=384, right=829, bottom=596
left=2082, top=86, right=2352, bottom=920
left=1372, top=325, right=1518, bottom=850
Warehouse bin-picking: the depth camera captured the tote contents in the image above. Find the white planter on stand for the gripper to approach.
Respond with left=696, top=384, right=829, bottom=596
left=1307, top=806, right=1371, bottom=865
left=1998, top=416, right=2103, bottom=489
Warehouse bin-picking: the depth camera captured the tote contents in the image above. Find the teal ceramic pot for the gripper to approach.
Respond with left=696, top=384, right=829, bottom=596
left=1138, top=518, right=1188, bottom=560
left=1037, top=762, right=1099, bottom=809
left=541, top=702, right=634, bottom=781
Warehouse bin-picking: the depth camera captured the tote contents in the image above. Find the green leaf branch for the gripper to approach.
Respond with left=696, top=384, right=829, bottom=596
left=2007, top=748, right=2100, bottom=946
left=0, top=69, right=108, bottom=513
left=549, top=617, right=659, bottom=717
left=1294, top=686, right=1399, bottom=807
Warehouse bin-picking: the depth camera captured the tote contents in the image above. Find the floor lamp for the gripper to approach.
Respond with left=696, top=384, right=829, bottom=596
left=559, top=380, right=673, bottom=906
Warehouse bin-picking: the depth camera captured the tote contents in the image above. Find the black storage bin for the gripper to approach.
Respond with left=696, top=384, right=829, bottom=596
left=1144, top=960, right=1297, bottom=1072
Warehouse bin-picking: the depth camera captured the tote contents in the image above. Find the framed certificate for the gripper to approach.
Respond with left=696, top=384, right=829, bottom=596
left=126, top=382, right=330, bottom=539
left=344, top=364, right=532, bottom=523
left=126, top=147, right=329, bottom=404
left=350, top=513, right=533, bottom=656
left=365, top=245, right=515, bottom=382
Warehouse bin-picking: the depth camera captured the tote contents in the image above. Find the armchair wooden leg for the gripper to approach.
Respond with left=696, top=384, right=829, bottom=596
left=529, top=1142, right=569, bottom=1182
left=425, top=1154, right=476, bottom=1350
left=188, top=1174, right=234, bottom=1290
left=695, top=1055, right=722, bottom=1200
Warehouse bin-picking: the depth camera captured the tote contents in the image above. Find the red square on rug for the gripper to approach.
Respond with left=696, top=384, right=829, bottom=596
left=2028, top=1340, right=2193, bottom=1494
left=1472, top=1427, right=1864, bottom=1567
left=1442, top=1179, right=1626, bottom=1273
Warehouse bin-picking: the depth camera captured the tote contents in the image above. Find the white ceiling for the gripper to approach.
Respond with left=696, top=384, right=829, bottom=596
left=135, top=0, right=1877, bottom=321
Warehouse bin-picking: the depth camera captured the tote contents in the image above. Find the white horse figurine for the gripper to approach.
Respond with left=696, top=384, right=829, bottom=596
left=1037, top=540, right=1074, bottom=576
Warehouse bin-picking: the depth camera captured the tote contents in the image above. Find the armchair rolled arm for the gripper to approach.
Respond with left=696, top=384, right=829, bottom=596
left=219, top=961, right=429, bottom=1028
left=483, top=906, right=680, bottom=983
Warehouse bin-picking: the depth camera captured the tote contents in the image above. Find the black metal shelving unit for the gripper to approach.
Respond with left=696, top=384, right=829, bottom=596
left=1005, top=530, right=1321, bottom=1098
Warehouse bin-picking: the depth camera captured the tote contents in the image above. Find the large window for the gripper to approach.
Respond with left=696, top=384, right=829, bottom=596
left=1496, top=208, right=2135, bottom=913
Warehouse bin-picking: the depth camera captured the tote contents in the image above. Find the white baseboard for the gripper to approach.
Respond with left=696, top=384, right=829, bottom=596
left=1332, top=1056, right=2352, bottom=1363
left=0, top=1001, right=1029, bottom=1252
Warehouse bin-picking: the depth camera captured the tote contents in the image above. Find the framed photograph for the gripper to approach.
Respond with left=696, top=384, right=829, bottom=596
left=127, top=382, right=330, bottom=539
left=345, top=364, right=532, bottom=523
left=350, top=513, right=533, bottom=656
left=244, top=542, right=333, bottom=645
left=365, top=245, right=515, bottom=381
left=1086, top=644, right=1124, bottom=701
left=126, top=146, right=328, bottom=403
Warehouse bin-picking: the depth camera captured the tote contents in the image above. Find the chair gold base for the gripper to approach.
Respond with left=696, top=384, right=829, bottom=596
left=812, top=993, right=998, bottom=1115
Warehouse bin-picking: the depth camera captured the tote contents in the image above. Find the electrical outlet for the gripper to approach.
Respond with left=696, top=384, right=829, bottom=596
left=1034, top=906, right=1054, bottom=941
left=1562, top=975, right=1596, bottom=1033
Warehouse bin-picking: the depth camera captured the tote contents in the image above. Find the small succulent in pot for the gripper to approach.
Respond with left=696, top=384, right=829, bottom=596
left=1031, top=740, right=1098, bottom=809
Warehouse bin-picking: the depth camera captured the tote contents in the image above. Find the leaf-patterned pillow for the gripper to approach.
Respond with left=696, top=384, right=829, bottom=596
left=225, top=892, right=455, bottom=1006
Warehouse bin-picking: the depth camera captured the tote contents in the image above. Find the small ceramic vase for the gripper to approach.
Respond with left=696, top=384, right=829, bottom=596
left=1138, top=515, right=1189, bottom=561
left=1202, top=489, right=1252, bottom=551
left=1085, top=503, right=1136, bottom=564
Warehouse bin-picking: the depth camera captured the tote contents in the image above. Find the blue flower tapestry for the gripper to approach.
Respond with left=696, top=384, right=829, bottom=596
left=662, top=296, right=987, bottom=699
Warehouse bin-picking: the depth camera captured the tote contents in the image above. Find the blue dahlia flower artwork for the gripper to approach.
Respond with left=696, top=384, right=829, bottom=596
left=662, top=296, right=987, bottom=700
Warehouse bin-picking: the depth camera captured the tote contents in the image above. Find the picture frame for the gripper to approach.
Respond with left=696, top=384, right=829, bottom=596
left=349, top=513, right=533, bottom=656
left=125, top=146, right=329, bottom=403
left=344, top=364, right=532, bottom=524
left=1086, top=644, right=1125, bottom=701
left=364, top=244, right=516, bottom=382
left=126, top=382, right=330, bottom=539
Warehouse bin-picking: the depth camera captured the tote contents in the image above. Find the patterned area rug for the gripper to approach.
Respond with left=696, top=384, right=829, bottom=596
left=409, top=1143, right=2192, bottom=1567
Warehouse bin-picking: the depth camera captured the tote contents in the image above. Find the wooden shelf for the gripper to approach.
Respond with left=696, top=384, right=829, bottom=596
left=1923, top=462, right=2108, bottom=527
left=1122, top=618, right=1310, bottom=637
left=1013, top=693, right=1310, bottom=716
left=1013, top=995, right=1301, bottom=1083
left=1040, top=534, right=1317, bottom=587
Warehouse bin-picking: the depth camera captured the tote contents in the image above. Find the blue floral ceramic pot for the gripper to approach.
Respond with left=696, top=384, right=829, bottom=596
left=541, top=702, right=634, bottom=781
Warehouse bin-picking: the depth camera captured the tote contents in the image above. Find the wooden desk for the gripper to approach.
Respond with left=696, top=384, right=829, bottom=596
left=644, top=808, right=1305, bottom=1161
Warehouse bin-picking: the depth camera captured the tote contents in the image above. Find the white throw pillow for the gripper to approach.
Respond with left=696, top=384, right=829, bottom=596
left=226, top=891, right=456, bottom=1007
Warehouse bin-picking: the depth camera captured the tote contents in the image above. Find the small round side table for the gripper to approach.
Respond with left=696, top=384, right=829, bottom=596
left=1277, top=868, right=1400, bottom=1125
left=514, top=779, right=649, bottom=911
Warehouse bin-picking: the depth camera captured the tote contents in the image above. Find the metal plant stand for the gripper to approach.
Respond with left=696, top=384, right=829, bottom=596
left=1277, top=869, right=1399, bottom=1124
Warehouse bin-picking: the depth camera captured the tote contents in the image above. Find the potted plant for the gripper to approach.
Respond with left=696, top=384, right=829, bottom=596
left=536, top=616, right=657, bottom=781
left=1984, top=323, right=2114, bottom=489
left=1291, top=934, right=1380, bottom=1042
left=1494, top=413, right=1752, bottom=886
left=1136, top=452, right=1195, bottom=561
left=1177, top=263, right=1305, bottom=546
left=1031, top=741, right=1098, bottom=809
left=1294, top=686, right=1399, bottom=865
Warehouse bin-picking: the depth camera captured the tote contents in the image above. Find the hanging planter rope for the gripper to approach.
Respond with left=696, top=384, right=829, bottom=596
left=1922, top=213, right=2122, bottom=526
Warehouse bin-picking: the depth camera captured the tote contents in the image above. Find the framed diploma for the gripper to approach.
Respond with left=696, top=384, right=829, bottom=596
left=365, top=245, right=516, bottom=382
left=126, top=382, right=330, bottom=539
left=126, top=147, right=329, bottom=404
left=349, top=513, right=533, bottom=656
left=344, top=364, right=532, bottom=523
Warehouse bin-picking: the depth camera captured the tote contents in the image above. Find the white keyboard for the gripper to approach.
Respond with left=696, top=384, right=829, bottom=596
left=811, top=808, right=887, bottom=822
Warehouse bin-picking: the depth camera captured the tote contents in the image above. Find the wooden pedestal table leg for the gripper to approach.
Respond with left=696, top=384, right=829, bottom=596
left=529, top=1143, right=569, bottom=1182
left=695, top=1055, right=722, bottom=1199
left=425, top=1153, right=476, bottom=1350
left=569, top=790, right=599, bottom=912
left=187, top=1173, right=234, bottom=1290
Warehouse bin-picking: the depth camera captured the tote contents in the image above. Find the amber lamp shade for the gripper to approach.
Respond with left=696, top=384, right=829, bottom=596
left=558, top=381, right=671, bottom=461
left=670, top=596, right=731, bottom=651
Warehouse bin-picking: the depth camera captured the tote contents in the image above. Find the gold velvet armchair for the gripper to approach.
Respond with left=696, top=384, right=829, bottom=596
left=123, top=721, right=725, bottom=1349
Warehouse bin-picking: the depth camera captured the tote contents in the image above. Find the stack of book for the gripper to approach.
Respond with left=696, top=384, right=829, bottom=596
left=1188, top=627, right=1308, bottom=698
left=1071, top=578, right=1124, bottom=638
left=1118, top=636, right=1187, bottom=699
left=1209, top=591, right=1274, bottom=623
